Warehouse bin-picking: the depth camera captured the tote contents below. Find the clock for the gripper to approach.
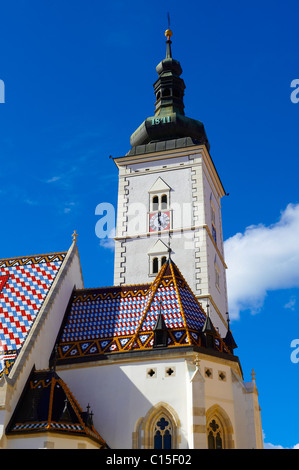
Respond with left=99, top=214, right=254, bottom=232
left=149, top=211, right=171, bottom=232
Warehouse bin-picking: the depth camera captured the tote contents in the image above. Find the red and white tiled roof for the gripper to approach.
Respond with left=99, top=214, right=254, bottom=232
left=0, top=252, right=67, bottom=378
left=56, top=259, right=231, bottom=364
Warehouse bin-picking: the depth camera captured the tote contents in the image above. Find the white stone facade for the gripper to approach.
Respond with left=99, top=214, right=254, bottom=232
left=57, top=349, right=263, bottom=449
left=114, top=144, right=229, bottom=336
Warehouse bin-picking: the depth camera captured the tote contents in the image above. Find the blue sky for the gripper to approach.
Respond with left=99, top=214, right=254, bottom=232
left=0, top=0, right=299, bottom=449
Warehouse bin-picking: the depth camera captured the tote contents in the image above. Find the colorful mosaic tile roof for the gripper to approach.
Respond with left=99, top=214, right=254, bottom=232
left=0, top=252, right=67, bottom=378
left=56, top=259, right=231, bottom=364
left=6, top=368, right=106, bottom=447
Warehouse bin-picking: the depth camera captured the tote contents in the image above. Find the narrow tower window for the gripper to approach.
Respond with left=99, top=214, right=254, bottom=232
left=152, top=257, right=159, bottom=274
left=161, top=194, right=168, bottom=209
left=152, top=196, right=159, bottom=211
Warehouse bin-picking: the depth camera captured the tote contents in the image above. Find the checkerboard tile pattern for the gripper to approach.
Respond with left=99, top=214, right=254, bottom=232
left=0, top=253, right=66, bottom=376
left=139, top=284, right=185, bottom=332
left=58, top=260, right=215, bottom=362
left=61, top=290, right=152, bottom=343
left=179, top=284, right=206, bottom=330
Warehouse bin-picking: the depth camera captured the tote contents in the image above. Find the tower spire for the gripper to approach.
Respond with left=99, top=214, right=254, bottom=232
left=129, top=22, right=210, bottom=150
left=165, top=13, right=173, bottom=59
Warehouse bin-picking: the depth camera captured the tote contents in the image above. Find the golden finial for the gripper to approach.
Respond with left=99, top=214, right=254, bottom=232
left=72, top=230, right=78, bottom=243
left=251, top=369, right=256, bottom=382
left=165, top=28, right=173, bottom=40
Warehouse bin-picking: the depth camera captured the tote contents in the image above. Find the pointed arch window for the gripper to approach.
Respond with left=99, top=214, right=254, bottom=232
left=153, top=416, right=172, bottom=449
left=207, top=418, right=223, bottom=449
left=133, top=403, right=180, bottom=449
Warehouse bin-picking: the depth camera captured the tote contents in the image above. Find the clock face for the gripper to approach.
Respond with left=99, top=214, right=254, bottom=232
left=149, top=211, right=170, bottom=232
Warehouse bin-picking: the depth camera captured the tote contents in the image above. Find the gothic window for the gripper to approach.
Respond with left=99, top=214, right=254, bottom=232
left=161, top=256, right=167, bottom=266
left=153, top=416, right=172, bottom=449
left=206, top=406, right=234, bottom=449
left=207, top=418, right=223, bottom=449
left=133, top=403, right=180, bottom=449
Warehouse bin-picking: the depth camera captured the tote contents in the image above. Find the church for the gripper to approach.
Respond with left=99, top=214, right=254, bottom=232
left=0, top=28, right=263, bottom=449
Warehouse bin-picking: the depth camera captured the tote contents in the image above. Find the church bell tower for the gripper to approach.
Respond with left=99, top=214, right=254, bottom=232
left=113, top=29, right=229, bottom=337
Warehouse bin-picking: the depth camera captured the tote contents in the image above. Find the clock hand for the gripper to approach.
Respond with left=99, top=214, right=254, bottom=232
left=158, top=212, right=161, bottom=230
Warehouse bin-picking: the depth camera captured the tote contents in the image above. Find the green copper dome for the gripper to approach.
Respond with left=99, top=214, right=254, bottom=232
left=129, top=29, right=210, bottom=151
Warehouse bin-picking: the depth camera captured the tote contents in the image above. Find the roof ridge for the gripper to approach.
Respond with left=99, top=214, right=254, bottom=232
left=126, top=261, right=169, bottom=350
left=0, top=251, right=68, bottom=263
left=169, top=261, right=192, bottom=345
left=73, top=282, right=151, bottom=293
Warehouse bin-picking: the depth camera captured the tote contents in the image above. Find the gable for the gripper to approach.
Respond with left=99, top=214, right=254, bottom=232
left=149, top=177, right=171, bottom=193
left=0, top=252, right=67, bottom=378
left=147, top=239, right=170, bottom=255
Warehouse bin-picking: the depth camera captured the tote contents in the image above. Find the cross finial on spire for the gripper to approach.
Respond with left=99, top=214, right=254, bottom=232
left=194, top=353, right=201, bottom=369
left=251, top=369, right=256, bottom=382
left=72, top=230, right=78, bottom=243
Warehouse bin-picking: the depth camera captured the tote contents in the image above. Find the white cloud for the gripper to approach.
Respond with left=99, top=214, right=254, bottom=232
left=224, top=203, right=299, bottom=320
left=284, top=296, right=296, bottom=311
left=99, top=228, right=115, bottom=252
left=264, top=442, right=299, bottom=449
left=263, top=442, right=284, bottom=449
left=46, top=176, right=62, bottom=183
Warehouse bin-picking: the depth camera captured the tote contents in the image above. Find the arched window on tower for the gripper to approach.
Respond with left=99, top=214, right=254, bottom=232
left=152, top=196, right=159, bottom=211
left=161, top=256, right=167, bottom=266
left=152, top=257, right=159, bottom=274
left=161, top=194, right=168, bottom=209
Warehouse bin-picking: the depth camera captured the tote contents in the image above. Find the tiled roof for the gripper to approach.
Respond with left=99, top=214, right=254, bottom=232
left=56, top=259, right=231, bottom=364
left=6, top=368, right=106, bottom=447
left=0, top=252, right=67, bottom=378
